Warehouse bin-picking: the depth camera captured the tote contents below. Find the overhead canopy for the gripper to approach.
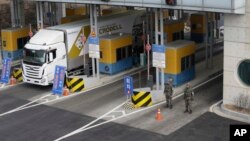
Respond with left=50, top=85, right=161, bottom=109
left=33, top=0, right=246, bottom=14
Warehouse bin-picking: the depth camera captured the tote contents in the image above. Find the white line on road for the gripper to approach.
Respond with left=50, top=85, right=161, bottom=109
left=0, top=68, right=147, bottom=117
left=0, top=82, right=24, bottom=91
left=55, top=73, right=223, bottom=141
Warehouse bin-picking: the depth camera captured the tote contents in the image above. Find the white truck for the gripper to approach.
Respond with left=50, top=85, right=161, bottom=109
left=22, top=11, right=145, bottom=86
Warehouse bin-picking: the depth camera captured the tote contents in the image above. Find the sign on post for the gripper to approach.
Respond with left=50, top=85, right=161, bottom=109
left=52, top=65, right=66, bottom=95
left=124, top=76, right=134, bottom=98
left=152, top=44, right=166, bottom=68
left=88, top=36, right=100, bottom=59
left=0, top=58, right=12, bottom=84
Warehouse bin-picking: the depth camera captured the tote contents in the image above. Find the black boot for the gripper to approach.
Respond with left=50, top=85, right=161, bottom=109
left=189, top=110, right=192, bottom=114
left=166, top=104, right=169, bottom=108
left=184, top=109, right=188, bottom=113
left=170, top=105, right=173, bottom=109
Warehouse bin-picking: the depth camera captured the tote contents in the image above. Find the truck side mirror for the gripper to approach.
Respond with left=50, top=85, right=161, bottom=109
left=49, top=52, right=54, bottom=62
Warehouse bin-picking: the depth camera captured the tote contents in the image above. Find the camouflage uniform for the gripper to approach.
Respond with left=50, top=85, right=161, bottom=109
left=184, top=84, right=194, bottom=114
left=164, top=81, right=173, bottom=109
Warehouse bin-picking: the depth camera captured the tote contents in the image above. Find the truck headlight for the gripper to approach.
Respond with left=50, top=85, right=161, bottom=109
left=41, top=78, right=46, bottom=83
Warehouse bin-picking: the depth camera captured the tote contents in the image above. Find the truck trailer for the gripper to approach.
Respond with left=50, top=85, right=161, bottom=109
left=22, top=10, right=145, bottom=86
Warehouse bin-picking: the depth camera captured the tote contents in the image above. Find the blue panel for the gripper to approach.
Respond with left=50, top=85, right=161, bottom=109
left=2, top=50, right=23, bottom=61
left=160, top=67, right=195, bottom=87
left=52, top=65, right=66, bottom=95
left=124, top=76, right=134, bottom=97
left=100, top=57, right=133, bottom=75
left=0, top=58, right=12, bottom=84
left=88, top=36, right=100, bottom=45
left=191, top=33, right=205, bottom=43
left=152, top=44, right=166, bottom=53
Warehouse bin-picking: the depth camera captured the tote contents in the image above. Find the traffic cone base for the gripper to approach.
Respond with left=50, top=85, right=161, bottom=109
left=9, top=76, right=16, bottom=85
left=155, top=108, right=163, bottom=121
left=63, top=87, right=70, bottom=96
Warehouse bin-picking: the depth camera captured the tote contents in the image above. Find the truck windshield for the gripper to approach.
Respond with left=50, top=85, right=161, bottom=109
left=23, top=48, right=46, bottom=65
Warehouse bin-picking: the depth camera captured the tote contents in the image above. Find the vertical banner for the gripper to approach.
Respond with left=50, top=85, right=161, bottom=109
left=88, top=36, right=100, bottom=59
left=52, top=65, right=66, bottom=95
left=152, top=44, right=166, bottom=68
left=0, top=58, right=12, bottom=84
left=124, top=76, right=134, bottom=98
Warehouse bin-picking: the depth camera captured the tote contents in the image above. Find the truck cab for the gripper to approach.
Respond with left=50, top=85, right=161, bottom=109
left=22, top=29, right=67, bottom=86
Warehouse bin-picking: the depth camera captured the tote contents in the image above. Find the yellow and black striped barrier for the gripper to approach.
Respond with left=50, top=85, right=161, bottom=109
left=131, top=91, right=153, bottom=108
left=66, top=77, right=85, bottom=93
left=12, top=68, right=23, bottom=82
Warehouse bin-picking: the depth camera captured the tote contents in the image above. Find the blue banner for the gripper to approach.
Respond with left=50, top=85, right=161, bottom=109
left=88, top=36, right=100, bottom=45
left=124, top=76, right=133, bottom=97
left=52, top=65, right=66, bottom=95
left=152, top=44, right=166, bottom=53
left=0, top=58, right=12, bottom=84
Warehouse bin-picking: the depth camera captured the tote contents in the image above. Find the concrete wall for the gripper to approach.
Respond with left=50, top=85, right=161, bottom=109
left=223, top=1, right=250, bottom=108
left=0, top=0, right=36, bottom=33
left=0, top=1, right=11, bottom=30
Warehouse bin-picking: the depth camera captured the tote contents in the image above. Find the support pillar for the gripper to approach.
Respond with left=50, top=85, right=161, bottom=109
left=154, top=9, right=165, bottom=90
left=10, top=0, right=24, bottom=27
left=90, top=4, right=100, bottom=79
left=36, top=1, right=44, bottom=29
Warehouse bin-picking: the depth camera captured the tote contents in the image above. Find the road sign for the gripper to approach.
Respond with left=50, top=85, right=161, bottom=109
left=124, top=76, right=133, bottom=97
left=0, top=58, right=12, bottom=84
left=52, top=65, right=66, bottom=95
left=88, top=36, right=100, bottom=59
left=152, top=44, right=166, bottom=68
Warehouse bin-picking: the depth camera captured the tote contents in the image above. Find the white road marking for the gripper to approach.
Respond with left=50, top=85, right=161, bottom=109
left=0, top=93, right=52, bottom=117
left=0, top=82, right=24, bottom=91
left=55, top=72, right=223, bottom=141
left=0, top=68, right=147, bottom=117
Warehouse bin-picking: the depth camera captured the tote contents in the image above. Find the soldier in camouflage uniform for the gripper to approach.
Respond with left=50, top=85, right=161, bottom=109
left=164, top=78, right=173, bottom=109
left=184, top=83, right=194, bottom=114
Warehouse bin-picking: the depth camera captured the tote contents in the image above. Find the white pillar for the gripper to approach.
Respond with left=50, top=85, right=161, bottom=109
left=62, top=3, right=66, bottom=17
left=154, top=9, right=159, bottom=90
left=10, top=0, right=16, bottom=27
left=160, top=9, right=164, bottom=91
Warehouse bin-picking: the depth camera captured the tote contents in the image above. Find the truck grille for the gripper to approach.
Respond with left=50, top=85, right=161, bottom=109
left=24, top=65, right=41, bottom=78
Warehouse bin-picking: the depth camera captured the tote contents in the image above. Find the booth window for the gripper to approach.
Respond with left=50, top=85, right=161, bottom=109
left=181, top=54, right=195, bottom=71
left=17, top=36, right=29, bottom=50
left=116, top=45, right=133, bottom=61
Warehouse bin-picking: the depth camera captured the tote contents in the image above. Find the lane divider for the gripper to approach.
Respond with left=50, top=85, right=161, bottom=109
left=132, top=91, right=153, bottom=108
left=12, top=68, right=23, bottom=82
left=66, top=77, right=85, bottom=93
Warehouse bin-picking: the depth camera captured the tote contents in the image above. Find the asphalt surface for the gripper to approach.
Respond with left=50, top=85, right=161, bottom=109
left=0, top=83, right=52, bottom=100
left=0, top=94, right=245, bottom=141
left=165, top=112, right=245, bottom=141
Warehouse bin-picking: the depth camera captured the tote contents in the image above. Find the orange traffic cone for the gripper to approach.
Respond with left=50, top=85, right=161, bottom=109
left=155, top=108, right=163, bottom=121
left=9, top=76, right=16, bottom=85
left=63, top=86, right=69, bottom=96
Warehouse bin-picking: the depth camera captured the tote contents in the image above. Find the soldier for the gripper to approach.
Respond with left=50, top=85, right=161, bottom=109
left=184, top=83, right=194, bottom=114
left=164, top=78, right=173, bottom=109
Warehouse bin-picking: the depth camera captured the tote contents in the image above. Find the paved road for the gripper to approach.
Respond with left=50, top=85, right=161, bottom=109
left=51, top=75, right=224, bottom=136
left=165, top=112, right=244, bottom=141
left=0, top=83, right=52, bottom=100
left=0, top=94, right=244, bottom=141
left=0, top=94, right=166, bottom=141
